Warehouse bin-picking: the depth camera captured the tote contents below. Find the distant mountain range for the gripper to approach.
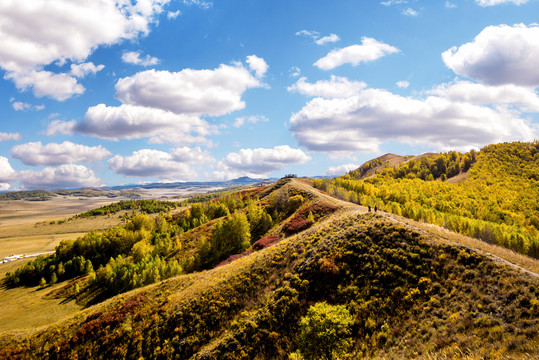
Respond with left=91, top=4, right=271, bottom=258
left=0, top=177, right=276, bottom=198
left=106, top=176, right=275, bottom=190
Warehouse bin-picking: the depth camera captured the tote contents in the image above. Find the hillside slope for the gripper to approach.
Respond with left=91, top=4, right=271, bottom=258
left=1, top=178, right=538, bottom=359
left=316, top=141, right=539, bottom=258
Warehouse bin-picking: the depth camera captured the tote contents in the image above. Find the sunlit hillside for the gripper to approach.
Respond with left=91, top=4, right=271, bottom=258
left=1, top=174, right=537, bottom=359
left=315, top=141, right=539, bottom=258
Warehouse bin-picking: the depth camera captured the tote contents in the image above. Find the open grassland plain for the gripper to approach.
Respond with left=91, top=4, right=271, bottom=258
left=0, top=190, right=200, bottom=259
left=0, top=197, right=129, bottom=258
left=0, top=177, right=537, bottom=359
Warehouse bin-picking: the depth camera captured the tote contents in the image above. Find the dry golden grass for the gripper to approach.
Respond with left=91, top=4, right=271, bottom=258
left=0, top=233, right=88, bottom=259
left=445, top=171, right=469, bottom=183
left=0, top=197, right=127, bottom=258
left=0, top=197, right=127, bottom=336
left=0, top=259, right=83, bottom=335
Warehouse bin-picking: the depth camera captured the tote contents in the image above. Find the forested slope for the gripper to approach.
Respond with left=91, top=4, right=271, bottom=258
left=1, top=177, right=537, bottom=359
left=315, top=141, right=539, bottom=258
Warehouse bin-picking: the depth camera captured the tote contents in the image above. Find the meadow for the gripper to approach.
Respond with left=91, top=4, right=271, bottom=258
left=0, top=197, right=128, bottom=259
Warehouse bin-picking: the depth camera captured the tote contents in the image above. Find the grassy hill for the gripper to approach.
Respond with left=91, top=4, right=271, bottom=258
left=315, top=141, right=539, bottom=258
left=0, top=173, right=537, bottom=359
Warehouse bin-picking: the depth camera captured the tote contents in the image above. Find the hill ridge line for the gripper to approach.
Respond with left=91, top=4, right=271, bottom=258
left=294, top=178, right=539, bottom=277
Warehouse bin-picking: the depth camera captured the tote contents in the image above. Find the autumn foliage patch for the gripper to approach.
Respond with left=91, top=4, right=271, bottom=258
left=253, top=235, right=281, bottom=250
left=283, top=202, right=338, bottom=235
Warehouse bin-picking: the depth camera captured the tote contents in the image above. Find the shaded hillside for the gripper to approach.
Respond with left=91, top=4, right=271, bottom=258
left=1, top=178, right=538, bottom=359
left=315, top=141, right=539, bottom=258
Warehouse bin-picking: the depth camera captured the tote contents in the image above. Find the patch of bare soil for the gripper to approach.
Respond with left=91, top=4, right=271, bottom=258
left=446, top=171, right=469, bottom=183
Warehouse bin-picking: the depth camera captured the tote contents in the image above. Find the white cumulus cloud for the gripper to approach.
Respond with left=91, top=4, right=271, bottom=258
left=167, top=10, right=181, bottom=19
left=114, top=59, right=264, bottom=116
left=296, top=30, right=320, bottom=38
left=296, top=30, right=340, bottom=46
left=0, top=156, right=16, bottom=182
left=122, top=51, right=160, bottom=66
left=402, top=8, right=419, bottom=16
left=11, top=141, right=111, bottom=166
left=246, top=55, right=269, bottom=78
left=70, top=62, right=105, bottom=78
left=381, top=0, right=408, bottom=5
left=289, top=66, right=301, bottom=77
left=314, top=37, right=399, bottom=70
left=11, top=100, right=45, bottom=111
left=171, top=146, right=214, bottom=164
left=108, top=149, right=199, bottom=181
left=11, top=101, right=31, bottom=111
left=216, top=145, right=311, bottom=179
left=289, top=77, right=536, bottom=154
left=0, top=0, right=168, bottom=100
left=325, top=164, right=359, bottom=177
left=5, top=70, right=84, bottom=101
left=0, top=132, right=21, bottom=141
left=18, top=164, right=104, bottom=190
left=44, top=120, right=77, bottom=136
left=233, top=115, right=269, bottom=128
left=56, top=58, right=265, bottom=146
left=429, top=80, right=539, bottom=112
left=442, top=24, right=539, bottom=87
left=77, top=104, right=213, bottom=145
left=315, top=34, right=340, bottom=45
left=288, top=76, right=367, bottom=98
left=396, top=80, right=410, bottom=88
left=183, top=0, right=213, bottom=9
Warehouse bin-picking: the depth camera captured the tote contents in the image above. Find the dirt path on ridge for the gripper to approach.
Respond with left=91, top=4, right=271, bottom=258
left=293, top=178, right=539, bottom=279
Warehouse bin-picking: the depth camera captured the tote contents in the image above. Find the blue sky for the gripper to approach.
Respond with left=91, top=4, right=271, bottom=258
left=1, top=0, right=538, bottom=190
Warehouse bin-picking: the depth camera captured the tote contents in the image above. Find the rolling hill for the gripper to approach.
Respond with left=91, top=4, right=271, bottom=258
left=0, top=144, right=538, bottom=359
left=315, top=141, right=539, bottom=258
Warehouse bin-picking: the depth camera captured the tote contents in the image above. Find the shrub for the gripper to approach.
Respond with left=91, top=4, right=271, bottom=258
left=297, top=302, right=354, bottom=360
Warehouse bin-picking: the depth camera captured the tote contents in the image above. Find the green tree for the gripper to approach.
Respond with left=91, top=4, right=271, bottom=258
left=191, top=203, right=204, bottom=220
left=247, top=204, right=273, bottom=240
left=297, top=302, right=354, bottom=360
left=84, top=259, right=93, bottom=274
left=56, top=262, right=65, bottom=277
left=288, top=195, right=304, bottom=212
left=210, top=203, right=230, bottom=219
left=131, top=240, right=154, bottom=263
left=211, top=212, right=251, bottom=260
